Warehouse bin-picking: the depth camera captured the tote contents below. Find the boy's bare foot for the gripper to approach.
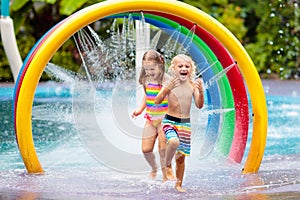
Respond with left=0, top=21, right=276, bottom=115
left=149, top=170, right=157, bottom=179
left=166, top=166, right=176, bottom=180
left=175, top=185, right=186, bottom=193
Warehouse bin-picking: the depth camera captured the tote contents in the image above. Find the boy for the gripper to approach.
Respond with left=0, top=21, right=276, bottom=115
left=155, top=54, right=204, bottom=192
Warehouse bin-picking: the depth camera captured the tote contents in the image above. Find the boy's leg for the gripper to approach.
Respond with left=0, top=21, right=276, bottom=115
left=166, top=164, right=176, bottom=180
left=165, top=138, right=180, bottom=165
left=158, top=128, right=175, bottom=181
left=164, top=125, right=180, bottom=180
left=175, top=153, right=186, bottom=192
left=165, top=137, right=180, bottom=180
left=158, top=148, right=167, bottom=181
left=164, top=126, right=180, bottom=166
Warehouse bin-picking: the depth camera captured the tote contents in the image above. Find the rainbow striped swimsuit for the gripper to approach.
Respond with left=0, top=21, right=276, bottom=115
left=145, top=83, right=168, bottom=122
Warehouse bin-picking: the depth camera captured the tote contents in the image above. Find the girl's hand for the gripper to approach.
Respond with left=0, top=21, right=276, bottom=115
left=131, top=110, right=140, bottom=118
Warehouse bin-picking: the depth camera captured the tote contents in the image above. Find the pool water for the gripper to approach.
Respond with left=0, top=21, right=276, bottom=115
left=0, top=80, right=300, bottom=199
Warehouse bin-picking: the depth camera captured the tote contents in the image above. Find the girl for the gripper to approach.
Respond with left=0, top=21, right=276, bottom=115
left=132, top=49, right=174, bottom=181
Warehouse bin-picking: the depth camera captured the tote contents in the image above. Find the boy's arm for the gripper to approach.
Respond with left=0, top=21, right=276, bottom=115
left=155, top=86, right=171, bottom=104
left=155, top=77, right=179, bottom=104
left=193, top=78, right=204, bottom=109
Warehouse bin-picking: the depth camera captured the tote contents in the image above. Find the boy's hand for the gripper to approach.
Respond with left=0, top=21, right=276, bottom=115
left=166, top=77, right=180, bottom=91
left=155, top=77, right=180, bottom=105
left=193, top=78, right=205, bottom=109
left=194, top=78, right=203, bottom=90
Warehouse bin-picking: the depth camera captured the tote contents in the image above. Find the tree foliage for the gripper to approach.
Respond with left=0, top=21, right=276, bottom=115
left=0, top=0, right=299, bottom=81
left=245, top=0, right=300, bottom=79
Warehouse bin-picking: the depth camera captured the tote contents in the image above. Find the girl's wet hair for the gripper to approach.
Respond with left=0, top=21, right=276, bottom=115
left=139, top=49, right=165, bottom=86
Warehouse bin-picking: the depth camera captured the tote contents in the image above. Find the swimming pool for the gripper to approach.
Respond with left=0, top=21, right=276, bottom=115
left=0, top=80, right=299, bottom=199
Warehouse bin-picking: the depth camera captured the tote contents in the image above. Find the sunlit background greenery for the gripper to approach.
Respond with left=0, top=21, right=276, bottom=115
left=0, top=0, right=299, bottom=81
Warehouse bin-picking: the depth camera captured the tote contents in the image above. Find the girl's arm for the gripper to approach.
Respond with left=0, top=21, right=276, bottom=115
left=132, top=94, right=146, bottom=118
left=193, top=78, right=204, bottom=109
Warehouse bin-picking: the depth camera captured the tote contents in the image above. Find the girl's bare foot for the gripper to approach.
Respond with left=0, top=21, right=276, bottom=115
left=149, top=170, right=157, bottom=179
left=166, top=166, right=176, bottom=180
left=162, top=176, right=167, bottom=183
left=175, top=185, right=186, bottom=193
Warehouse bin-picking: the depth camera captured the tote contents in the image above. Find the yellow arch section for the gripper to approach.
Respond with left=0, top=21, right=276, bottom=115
left=15, top=0, right=267, bottom=173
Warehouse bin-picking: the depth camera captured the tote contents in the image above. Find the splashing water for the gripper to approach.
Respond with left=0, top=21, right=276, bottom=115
left=3, top=15, right=300, bottom=199
left=204, top=62, right=237, bottom=90
left=43, top=15, right=241, bottom=165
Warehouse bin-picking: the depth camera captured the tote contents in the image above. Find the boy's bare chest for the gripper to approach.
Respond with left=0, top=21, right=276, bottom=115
left=171, top=84, right=193, bottom=100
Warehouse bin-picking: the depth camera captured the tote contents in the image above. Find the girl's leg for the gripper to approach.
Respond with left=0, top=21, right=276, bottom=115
left=157, top=127, right=167, bottom=181
left=142, top=122, right=158, bottom=179
left=175, top=153, right=186, bottom=192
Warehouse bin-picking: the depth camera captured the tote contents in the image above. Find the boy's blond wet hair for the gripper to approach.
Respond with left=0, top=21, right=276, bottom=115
left=169, top=54, right=196, bottom=80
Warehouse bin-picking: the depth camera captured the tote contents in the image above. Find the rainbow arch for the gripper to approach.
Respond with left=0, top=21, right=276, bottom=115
left=117, top=12, right=249, bottom=162
left=13, top=0, right=268, bottom=174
